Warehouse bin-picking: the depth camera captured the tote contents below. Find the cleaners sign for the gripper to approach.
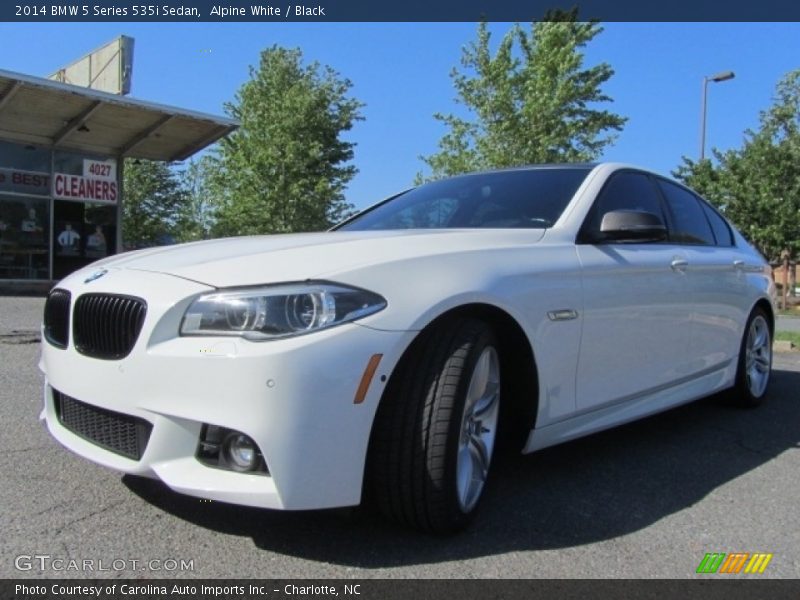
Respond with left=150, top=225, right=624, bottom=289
left=53, top=159, right=118, bottom=204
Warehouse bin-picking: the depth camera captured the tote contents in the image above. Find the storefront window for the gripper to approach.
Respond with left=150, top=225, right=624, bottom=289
left=0, top=140, right=51, bottom=197
left=0, top=196, right=50, bottom=279
left=0, top=143, right=121, bottom=281
left=0, top=140, right=51, bottom=173
left=53, top=201, right=117, bottom=280
left=54, top=149, right=96, bottom=175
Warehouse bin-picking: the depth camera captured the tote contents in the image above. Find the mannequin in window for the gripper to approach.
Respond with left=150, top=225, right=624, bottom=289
left=86, top=225, right=107, bottom=255
left=21, top=208, right=42, bottom=233
left=57, top=223, right=81, bottom=253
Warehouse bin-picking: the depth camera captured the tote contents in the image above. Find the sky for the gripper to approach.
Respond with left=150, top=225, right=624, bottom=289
left=0, top=22, right=798, bottom=210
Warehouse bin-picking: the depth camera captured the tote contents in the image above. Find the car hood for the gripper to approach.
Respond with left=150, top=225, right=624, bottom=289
left=94, top=229, right=547, bottom=288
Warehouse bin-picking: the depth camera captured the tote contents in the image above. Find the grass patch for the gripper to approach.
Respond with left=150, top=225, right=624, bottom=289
left=775, top=331, right=800, bottom=346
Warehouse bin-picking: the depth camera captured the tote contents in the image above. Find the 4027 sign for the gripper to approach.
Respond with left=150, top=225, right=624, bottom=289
left=83, top=159, right=117, bottom=181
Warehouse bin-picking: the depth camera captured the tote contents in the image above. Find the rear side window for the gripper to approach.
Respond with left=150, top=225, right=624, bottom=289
left=700, top=202, right=734, bottom=247
left=580, top=171, right=665, bottom=238
left=657, top=180, right=715, bottom=245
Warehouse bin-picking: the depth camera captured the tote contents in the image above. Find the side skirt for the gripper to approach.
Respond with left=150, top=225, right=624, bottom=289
left=523, top=360, right=735, bottom=454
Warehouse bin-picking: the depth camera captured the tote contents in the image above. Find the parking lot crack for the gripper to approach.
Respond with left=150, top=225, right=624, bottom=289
left=703, top=424, right=778, bottom=456
left=0, top=330, right=40, bottom=344
left=1, top=444, right=52, bottom=454
left=50, top=499, right=127, bottom=535
left=31, top=500, right=69, bottom=518
left=731, top=437, right=774, bottom=457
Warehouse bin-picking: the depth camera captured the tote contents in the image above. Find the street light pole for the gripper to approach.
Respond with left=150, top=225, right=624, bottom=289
left=700, top=70, right=735, bottom=161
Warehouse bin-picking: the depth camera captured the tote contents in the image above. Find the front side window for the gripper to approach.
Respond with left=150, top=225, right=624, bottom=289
left=579, top=171, right=665, bottom=241
left=656, top=180, right=715, bottom=246
left=337, top=168, right=592, bottom=231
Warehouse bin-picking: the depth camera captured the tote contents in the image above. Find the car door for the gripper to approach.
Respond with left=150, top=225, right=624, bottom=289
left=575, top=171, right=693, bottom=413
left=655, top=179, right=747, bottom=374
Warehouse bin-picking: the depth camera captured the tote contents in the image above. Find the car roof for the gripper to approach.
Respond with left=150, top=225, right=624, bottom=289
left=451, top=163, right=598, bottom=176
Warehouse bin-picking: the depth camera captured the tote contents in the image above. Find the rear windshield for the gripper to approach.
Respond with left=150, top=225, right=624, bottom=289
left=337, top=167, right=592, bottom=231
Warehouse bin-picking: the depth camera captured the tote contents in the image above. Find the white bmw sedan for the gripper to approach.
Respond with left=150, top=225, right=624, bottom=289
left=40, top=163, right=775, bottom=533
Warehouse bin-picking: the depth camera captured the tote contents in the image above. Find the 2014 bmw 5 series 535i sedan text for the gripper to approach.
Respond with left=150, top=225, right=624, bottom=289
left=40, top=163, right=775, bottom=532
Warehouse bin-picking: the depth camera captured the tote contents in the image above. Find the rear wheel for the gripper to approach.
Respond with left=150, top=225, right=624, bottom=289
left=367, top=318, right=500, bottom=533
left=730, top=308, right=772, bottom=408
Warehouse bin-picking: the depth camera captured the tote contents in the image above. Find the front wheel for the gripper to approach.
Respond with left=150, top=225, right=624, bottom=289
left=455, top=344, right=500, bottom=514
left=367, top=318, right=501, bottom=533
left=730, top=308, right=772, bottom=408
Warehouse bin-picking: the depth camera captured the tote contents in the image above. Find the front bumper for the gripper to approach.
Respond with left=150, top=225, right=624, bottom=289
left=40, top=268, right=408, bottom=510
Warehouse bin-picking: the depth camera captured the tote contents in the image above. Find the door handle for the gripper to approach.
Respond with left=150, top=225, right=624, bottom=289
left=733, top=260, right=745, bottom=270
left=670, top=258, right=688, bottom=272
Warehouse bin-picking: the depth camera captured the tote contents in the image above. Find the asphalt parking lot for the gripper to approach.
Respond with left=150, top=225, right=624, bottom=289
left=2, top=295, right=799, bottom=579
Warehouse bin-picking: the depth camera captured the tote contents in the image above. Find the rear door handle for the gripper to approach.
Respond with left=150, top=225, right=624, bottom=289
left=733, top=260, right=745, bottom=270
left=670, top=258, right=688, bottom=272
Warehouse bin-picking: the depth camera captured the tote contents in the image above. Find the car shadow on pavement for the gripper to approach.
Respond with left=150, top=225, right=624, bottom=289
left=123, top=366, right=800, bottom=568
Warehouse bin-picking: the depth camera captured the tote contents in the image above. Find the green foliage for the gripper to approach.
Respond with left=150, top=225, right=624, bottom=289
left=176, top=156, right=216, bottom=242
left=419, top=12, right=627, bottom=181
left=210, top=46, right=363, bottom=236
left=122, top=158, right=188, bottom=246
left=775, top=331, right=800, bottom=346
left=675, top=70, right=800, bottom=262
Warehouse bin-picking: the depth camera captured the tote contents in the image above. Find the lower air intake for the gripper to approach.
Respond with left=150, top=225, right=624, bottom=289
left=54, top=390, right=152, bottom=460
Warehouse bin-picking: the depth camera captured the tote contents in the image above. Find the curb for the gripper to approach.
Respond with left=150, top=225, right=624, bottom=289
left=774, top=340, right=797, bottom=352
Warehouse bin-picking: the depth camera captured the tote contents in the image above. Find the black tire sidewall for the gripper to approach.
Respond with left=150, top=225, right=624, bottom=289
left=365, top=317, right=502, bottom=533
left=734, top=308, right=772, bottom=407
left=440, top=323, right=500, bottom=528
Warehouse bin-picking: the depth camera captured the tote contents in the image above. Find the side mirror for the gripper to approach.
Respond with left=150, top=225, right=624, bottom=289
left=599, top=210, right=667, bottom=243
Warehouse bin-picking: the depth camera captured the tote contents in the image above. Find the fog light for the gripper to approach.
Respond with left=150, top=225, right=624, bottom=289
left=196, top=424, right=268, bottom=475
left=223, top=433, right=258, bottom=472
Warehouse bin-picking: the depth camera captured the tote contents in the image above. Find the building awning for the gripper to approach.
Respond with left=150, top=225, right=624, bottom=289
left=0, top=68, right=238, bottom=162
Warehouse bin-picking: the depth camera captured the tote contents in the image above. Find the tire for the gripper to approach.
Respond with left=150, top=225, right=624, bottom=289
left=367, top=318, right=501, bottom=533
left=729, top=308, right=772, bottom=408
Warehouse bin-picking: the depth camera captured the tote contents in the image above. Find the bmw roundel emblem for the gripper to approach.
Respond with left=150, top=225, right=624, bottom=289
left=84, top=269, right=108, bottom=284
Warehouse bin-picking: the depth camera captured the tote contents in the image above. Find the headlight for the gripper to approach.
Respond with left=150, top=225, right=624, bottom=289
left=180, top=282, right=387, bottom=340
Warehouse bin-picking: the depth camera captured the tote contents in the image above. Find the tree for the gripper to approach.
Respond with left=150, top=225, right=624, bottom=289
left=176, top=156, right=217, bottom=242
left=674, top=69, right=800, bottom=264
left=122, top=159, right=188, bottom=246
left=210, top=46, right=363, bottom=236
left=419, top=12, right=627, bottom=181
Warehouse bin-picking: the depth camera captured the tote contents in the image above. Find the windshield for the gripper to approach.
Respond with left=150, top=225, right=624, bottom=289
left=337, top=167, right=592, bottom=231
